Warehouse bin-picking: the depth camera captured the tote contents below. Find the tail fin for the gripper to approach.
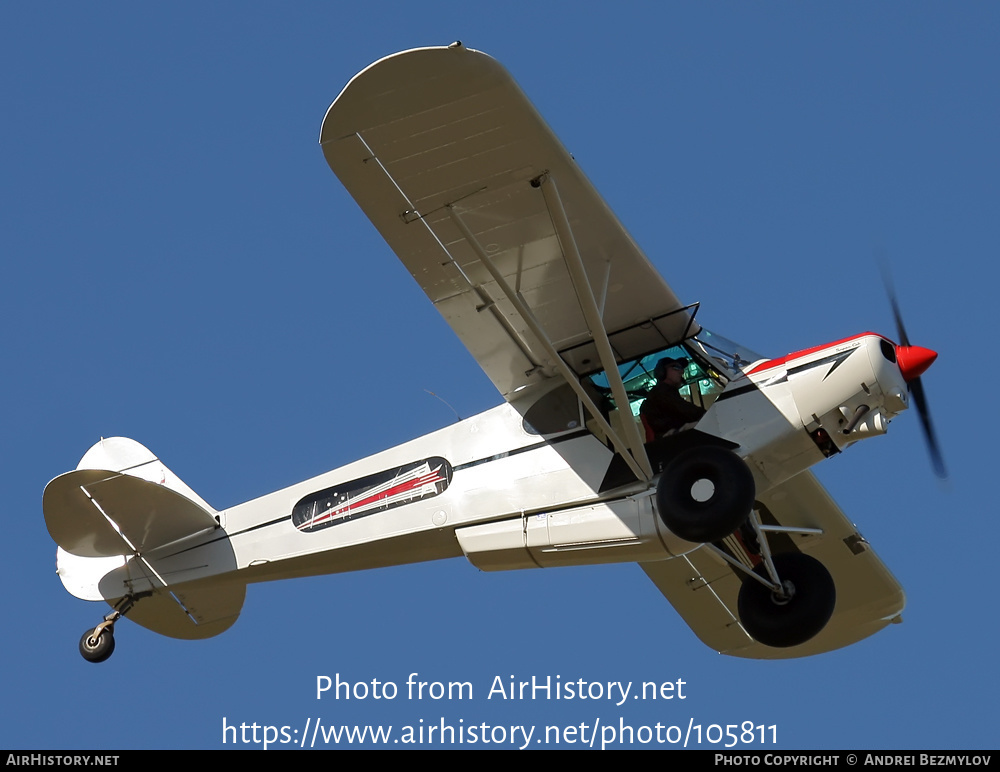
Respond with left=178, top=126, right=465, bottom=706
left=44, top=438, right=244, bottom=640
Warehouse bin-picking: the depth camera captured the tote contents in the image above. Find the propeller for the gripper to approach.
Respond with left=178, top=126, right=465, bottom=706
left=883, top=270, right=948, bottom=479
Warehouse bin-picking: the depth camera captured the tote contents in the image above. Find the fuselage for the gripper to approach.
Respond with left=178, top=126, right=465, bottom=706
left=59, top=330, right=916, bottom=604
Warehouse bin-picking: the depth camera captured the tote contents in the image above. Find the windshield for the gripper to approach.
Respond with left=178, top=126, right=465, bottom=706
left=693, top=329, right=768, bottom=376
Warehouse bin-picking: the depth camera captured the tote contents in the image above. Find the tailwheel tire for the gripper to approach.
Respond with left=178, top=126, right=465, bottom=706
left=656, top=446, right=755, bottom=543
left=738, top=552, right=836, bottom=648
left=79, top=627, right=115, bottom=663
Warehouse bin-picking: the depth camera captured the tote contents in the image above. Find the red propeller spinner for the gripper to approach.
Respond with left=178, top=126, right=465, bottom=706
left=895, top=345, right=938, bottom=383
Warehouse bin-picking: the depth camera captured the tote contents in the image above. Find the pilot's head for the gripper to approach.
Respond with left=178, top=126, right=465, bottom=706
left=655, top=357, right=688, bottom=384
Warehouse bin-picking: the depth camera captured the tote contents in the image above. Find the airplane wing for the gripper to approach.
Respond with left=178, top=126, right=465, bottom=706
left=320, top=45, right=699, bottom=401
left=640, top=471, right=905, bottom=659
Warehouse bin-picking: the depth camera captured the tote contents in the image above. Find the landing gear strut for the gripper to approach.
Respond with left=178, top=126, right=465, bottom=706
left=703, top=510, right=836, bottom=649
left=78, top=596, right=135, bottom=663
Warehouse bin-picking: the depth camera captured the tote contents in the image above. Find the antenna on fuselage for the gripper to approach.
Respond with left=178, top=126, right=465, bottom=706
left=424, top=389, right=463, bottom=423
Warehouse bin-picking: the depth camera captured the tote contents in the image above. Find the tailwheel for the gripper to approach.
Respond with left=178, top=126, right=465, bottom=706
left=79, top=625, right=115, bottom=663
left=77, top=596, right=134, bottom=663
left=737, top=552, right=836, bottom=648
left=656, top=445, right=755, bottom=543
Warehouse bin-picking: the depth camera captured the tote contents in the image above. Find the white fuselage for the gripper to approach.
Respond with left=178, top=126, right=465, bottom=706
left=57, top=332, right=910, bottom=605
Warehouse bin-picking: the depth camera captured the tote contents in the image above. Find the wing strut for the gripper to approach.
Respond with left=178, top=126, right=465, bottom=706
left=448, top=205, right=652, bottom=484
left=536, top=172, right=653, bottom=481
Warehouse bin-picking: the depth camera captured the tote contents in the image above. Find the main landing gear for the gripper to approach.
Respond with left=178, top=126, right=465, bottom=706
left=655, top=445, right=836, bottom=648
left=737, top=552, right=835, bottom=648
left=656, top=445, right=755, bottom=543
left=78, top=596, right=135, bottom=663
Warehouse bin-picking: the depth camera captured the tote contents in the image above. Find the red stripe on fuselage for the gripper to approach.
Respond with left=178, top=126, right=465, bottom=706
left=745, top=332, right=890, bottom=376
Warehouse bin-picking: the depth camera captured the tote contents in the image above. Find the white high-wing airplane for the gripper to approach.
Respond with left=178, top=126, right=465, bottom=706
left=44, top=44, right=943, bottom=663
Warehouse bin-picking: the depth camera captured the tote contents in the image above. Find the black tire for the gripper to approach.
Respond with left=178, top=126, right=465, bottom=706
left=738, top=553, right=836, bottom=648
left=79, top=627, right=115, bottom=663
left=656, top=446, right=755, bottom=543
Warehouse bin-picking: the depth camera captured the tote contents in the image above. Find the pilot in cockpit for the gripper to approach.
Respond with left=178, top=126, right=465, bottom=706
left=640, top=357, right=706, bottom=437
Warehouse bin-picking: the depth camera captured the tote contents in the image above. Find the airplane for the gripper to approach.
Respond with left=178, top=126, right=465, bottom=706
left=43, top=43, right=944, bottom=663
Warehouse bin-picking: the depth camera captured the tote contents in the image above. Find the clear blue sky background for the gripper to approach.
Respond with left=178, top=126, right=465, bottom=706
left=3, top=3, right=996, bottom=750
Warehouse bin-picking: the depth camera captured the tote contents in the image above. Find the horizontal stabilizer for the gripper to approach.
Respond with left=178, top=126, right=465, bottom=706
left=127, top=580, right=246, bottom=640
left=44, top=469, right=219, bottom=557
left=56, top=547, right=245, bottom=639
left=47, top=437, right=244, bottom=639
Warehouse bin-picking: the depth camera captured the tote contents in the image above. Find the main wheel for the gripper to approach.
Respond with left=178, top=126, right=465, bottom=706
left=79, top=627, right=115, bottom=663
left=656, top=446, right=755, bottom=543
left=737, top=552, right=836, bottom=648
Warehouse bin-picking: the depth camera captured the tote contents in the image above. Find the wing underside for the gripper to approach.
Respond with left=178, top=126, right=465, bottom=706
left=641, top=471, right=905, bottom=659
left=321, top=45, right=699, bottom=401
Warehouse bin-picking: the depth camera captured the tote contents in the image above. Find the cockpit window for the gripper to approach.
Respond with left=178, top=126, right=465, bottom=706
left=587, top=344, right=727, bottom=419
left=522, top=333, right=744, bottom=440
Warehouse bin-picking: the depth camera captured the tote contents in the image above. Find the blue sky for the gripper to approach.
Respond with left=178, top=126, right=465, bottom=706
left=3, top=3, right=997, bottom=749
